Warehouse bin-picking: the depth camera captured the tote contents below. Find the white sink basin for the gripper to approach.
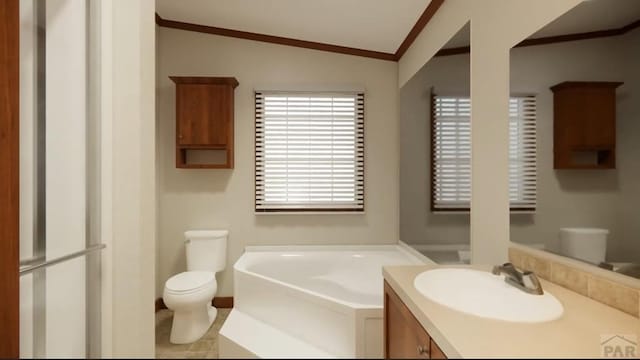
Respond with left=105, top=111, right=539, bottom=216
left=414, top=268, right=563, bottom=323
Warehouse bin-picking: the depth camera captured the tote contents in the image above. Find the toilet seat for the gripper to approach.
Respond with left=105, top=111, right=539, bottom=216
left=165, top=271, right=215, bottom=295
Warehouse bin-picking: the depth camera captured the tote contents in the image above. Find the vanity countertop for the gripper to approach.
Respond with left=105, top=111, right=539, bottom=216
left=383, top=264, right=640, bottom=358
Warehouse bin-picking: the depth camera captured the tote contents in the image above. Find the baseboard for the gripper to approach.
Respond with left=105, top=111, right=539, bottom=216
left=155, top=298, right=166, bottom=312
left=213, top=296, right=234, bottom=309
left=155, top=296, right=234, bottom=312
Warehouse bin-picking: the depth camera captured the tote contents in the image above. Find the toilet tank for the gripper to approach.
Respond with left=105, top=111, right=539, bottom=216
left=559, top=228, right=608, bottom=265
left=185, top=230, right=228, bottom=273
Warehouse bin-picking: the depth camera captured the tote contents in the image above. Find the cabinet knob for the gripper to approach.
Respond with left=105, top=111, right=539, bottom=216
left=417, top=344, right=429, bottom=356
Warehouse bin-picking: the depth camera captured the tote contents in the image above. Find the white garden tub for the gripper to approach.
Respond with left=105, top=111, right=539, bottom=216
left=219, top=244, right=427, bottom=358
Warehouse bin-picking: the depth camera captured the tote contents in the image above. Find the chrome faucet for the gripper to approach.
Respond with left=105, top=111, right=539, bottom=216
left=492, top=262, right=544, bottom=295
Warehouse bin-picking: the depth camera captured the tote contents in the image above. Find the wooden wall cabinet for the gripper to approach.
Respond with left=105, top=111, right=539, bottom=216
left=551, top=81, right=622, bottom=169
left=170, top=76, right=239, bottom=168
left=384, top=281, right=447, bottom=359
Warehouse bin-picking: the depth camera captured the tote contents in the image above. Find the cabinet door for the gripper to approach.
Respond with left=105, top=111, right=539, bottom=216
left=582, top=89, right=615, bottom=148
left=176, top=84, right=231, bottom=146
left=554, top=87, right=616, bottom=149
left=385, top=282, right=431, bottom=359
left=431, top=339, right=447, bottom=360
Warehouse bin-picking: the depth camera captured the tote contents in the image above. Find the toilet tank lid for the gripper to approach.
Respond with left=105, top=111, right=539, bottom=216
left=184, top=230, right=229, bottom=240
left=560, top=228, right=609, bottom=235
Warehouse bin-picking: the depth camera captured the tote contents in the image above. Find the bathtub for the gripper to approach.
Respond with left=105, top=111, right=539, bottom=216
left=219, top=244, right=428, bottom=358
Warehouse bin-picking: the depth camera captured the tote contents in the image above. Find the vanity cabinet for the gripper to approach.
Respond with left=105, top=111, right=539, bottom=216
left=551, top=81, right=622, bottom=169
left=384, top=281, right=447, bottom=359
left=170, top=76, right=239, bottom=168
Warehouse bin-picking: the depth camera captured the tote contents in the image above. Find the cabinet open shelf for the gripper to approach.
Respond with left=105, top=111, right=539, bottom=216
left=176, top=146, right=231, bottom=169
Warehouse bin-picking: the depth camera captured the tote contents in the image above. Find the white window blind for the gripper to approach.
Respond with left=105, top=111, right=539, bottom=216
left=432, top=95, right=537, bottom=211
left=509, top=96, right=537, bottom=210
left=255, top=92, right=365, bottom=212
left=432, top=97, right=471, bottom=210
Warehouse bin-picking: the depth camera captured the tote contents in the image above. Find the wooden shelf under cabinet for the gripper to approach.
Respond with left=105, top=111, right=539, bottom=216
left=170, top=76, right=239, bottom=169
left=551, top=81, right=622, bottom=169
left=384, top=281, right=447, bottom=359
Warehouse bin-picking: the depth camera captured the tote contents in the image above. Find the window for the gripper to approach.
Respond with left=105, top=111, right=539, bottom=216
left=255, top=91, right=365, bottom=212
left=431, top=95, right=537, bottom=211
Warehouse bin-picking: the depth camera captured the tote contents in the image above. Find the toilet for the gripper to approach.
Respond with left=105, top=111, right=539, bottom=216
left=163, top=230, right=228, bottom=344
left=558, top=228, right=608, bottom=265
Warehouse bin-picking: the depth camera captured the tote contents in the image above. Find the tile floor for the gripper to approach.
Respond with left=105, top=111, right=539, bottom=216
left=155, top=308, right=231, bottom=359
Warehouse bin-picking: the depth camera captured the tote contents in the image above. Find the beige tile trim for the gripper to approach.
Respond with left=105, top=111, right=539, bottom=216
left=550, top=262, right=588, bottom=297
left=509, top=244, right=640, bottom=318
left=587, top=274, right=640, bottom=318
left=509, top=243, right=640, bottom=288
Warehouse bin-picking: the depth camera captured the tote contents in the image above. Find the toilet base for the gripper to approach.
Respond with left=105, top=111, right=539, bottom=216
left=170, top=303, right=218, bottom=344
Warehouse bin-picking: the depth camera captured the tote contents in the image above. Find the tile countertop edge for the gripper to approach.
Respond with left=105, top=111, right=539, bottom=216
left=382, top=266, right=463, bottom=359
left=382, top=265, right=640, bottom=359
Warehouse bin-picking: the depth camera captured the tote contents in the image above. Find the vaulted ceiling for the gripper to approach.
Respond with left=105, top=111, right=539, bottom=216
left=156, top=0, right=640, bottom=57
left=156, top=0, right=432, bottom=54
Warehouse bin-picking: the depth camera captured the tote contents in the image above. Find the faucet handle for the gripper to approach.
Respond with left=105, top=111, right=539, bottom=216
left=491, top=265, right=501, bottom=275
left=522, top=271, right=544, bottom=295
left=491, top=262, right=515, bottom=275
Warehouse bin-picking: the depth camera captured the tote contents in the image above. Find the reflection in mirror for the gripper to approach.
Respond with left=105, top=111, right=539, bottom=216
left=509, top=0, right=640, bottom=280
left=400, top=23, right=471, bottom=264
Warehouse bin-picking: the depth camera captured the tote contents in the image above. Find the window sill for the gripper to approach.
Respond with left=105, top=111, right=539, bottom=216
left=254, top=211, right=366, bottom=216
left=431, top=210, right=536, bottom=215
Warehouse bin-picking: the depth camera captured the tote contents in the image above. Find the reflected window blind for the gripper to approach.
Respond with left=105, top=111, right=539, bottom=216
left=509, top=96, right=537, bottom=210
left=431, top=95, right=537, bottom=211
left=255, top=92, right=365, bottom=212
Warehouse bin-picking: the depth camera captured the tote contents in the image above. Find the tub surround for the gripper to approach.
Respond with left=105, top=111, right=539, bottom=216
left=220, top=245, right=424, bottom=358
left=383, top=264, right=640, bottom=358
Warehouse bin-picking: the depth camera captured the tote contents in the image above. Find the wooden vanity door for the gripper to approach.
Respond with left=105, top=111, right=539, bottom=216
left=384, top=281, right=435, bottom=359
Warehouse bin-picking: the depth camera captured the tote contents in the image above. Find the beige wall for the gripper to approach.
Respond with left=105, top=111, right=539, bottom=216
left=399, top=0, right=581, bottom=264
left=399, top=54, right=471, bottom=247
left=400, top=30, right=640, bottom=264
left=614, top=29, right=640, bottom=262
left=156, top=27, right=400, bottom=297
left=398, top=0, right=582, bottom=87
left=155, top=0, right=588, bottom=291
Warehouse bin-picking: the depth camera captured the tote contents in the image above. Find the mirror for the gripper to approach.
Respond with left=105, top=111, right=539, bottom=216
left=400, top=23, right=471, bottom=264
left=509, top=0, right=640, bottom=279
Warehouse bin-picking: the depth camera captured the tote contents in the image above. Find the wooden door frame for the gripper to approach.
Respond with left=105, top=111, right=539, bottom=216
left=0, top=0, right=20, bottom=358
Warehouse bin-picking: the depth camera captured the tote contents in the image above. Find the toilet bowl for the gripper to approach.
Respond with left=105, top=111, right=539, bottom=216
left=163, top=230, right=228, bottom=344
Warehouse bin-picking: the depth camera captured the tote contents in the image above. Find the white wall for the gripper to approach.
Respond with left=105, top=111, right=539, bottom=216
left=100, top=0, right=156, bottom=357
left=156, top=27, right=399, bottom=297
left=400, top=30, right=640, bottom=264
left=45, top=0, right=88, bottom=355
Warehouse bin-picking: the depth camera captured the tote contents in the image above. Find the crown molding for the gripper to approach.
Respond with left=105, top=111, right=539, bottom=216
left=435, top=18, right=640, bottom=57
left=156, top=13, right=397, bottom=61
left=155, top=0, right=447, bottom=62
left=394, top=0, right=445, bottom=59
